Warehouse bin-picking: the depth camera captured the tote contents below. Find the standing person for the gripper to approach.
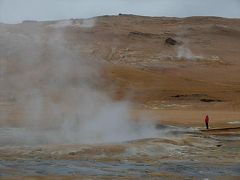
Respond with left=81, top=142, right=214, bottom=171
left=205, top=115, right=209, bottom=129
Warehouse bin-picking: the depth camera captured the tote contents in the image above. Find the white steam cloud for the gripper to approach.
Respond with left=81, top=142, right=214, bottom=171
left=0, top=19, right=160, bottom=145
left=177, top=46, right=203, bottom=60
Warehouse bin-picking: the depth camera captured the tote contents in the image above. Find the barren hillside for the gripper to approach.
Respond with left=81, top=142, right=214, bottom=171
left=1, top=15, right=240, bottom=127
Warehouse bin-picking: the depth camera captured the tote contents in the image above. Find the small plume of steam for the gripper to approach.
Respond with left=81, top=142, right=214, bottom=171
left=177, top=46, right=203, bottom=60
left=49, top=20, right=72, bottom=28
left=78, top=18, right=96, bottom=28
left=49, top=18, right=96, bottom=29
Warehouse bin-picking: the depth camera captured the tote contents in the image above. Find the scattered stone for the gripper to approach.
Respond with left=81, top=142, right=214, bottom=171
left=128, top=31, right=162, bottom=39
left=200, top=99, right=222, bottom=103
left=35, top=148, right=43, bottom=152
left=171, top=94, right=223, bottom=103
left=155, top=124, right=169, bottom=130
left=165, top=37, right=178, bottom=45
left=68, top=152, right=77, bottom=156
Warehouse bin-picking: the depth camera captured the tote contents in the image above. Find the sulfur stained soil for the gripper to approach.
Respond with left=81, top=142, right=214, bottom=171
left=0, top=15, right=240, bottom=179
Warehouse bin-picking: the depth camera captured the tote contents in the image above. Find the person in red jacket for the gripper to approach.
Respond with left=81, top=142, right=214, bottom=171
left=205, top=115, right=209, bottom=129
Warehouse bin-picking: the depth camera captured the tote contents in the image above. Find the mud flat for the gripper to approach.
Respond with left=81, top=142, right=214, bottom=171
left=0, top=126, right=240, bottom=179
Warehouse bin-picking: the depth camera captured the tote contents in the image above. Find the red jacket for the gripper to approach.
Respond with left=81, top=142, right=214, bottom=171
left=205, top=115, right=209, bottom=123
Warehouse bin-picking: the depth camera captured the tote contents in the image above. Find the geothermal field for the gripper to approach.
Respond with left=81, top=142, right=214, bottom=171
left=0, top=15, right=240, bottom=179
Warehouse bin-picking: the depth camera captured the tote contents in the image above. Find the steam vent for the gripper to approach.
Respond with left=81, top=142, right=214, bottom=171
left=0, top=0, right=240, bottom=179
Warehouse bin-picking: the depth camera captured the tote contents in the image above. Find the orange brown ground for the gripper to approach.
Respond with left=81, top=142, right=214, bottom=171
left=1, top=15, right=240, bottom=129
left=1, top=15, right=240, bottom=125
left=0, top=15, right=240, bottom=179
left=94, top=15, right=240, bottom=129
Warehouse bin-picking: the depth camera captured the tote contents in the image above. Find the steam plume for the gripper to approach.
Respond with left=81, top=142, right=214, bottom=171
left=0, top=19, right=159, bottom=145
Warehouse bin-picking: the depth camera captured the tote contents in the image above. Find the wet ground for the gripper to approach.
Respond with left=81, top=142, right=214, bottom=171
left=0, top=125, right=239, bottom=179
left=1, top=159, right=240, bottom=179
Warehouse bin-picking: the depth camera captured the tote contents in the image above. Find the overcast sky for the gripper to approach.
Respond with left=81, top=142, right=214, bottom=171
left=0, top=0, right=240, bottom=23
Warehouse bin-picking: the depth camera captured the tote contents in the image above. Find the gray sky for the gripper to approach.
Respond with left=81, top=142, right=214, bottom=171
left=0, top=0, right=240, bottom=23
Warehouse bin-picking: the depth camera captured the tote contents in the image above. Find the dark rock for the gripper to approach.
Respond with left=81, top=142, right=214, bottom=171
left=165, top=37, right=178, bottom=45
left=171, top=94, right=223, bottom=103
left=68, top=152, right=77, bottom=156
left=128, top=31, right=162, bottom=39
left=155, top=124, right=169, bottom=130
left=200, top=99, right=222, bottom=103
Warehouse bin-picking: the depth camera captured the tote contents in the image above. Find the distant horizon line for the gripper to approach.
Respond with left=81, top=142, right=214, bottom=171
left=1, top=14, right=239, bottom=25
